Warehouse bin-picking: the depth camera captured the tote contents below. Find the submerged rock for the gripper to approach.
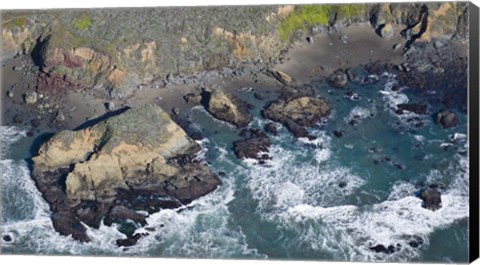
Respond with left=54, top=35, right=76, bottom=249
left=262, top=97, right=331, bottom=139
left=201, top=89, right=252, bottom=127
left=32, top=104, right=221, bottom=243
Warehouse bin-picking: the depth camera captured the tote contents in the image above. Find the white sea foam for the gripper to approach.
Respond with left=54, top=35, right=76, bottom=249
left=245, top=131, right=365, bottom=222
left=0, top=126, right=260, bottom=258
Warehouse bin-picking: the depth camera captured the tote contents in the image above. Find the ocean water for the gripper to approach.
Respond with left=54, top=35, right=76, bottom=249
left=0, top=70, right=469, bottom=262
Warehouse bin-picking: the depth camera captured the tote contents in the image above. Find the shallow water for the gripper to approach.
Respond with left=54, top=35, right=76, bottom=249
left=0, top=70, right=469, bottom=262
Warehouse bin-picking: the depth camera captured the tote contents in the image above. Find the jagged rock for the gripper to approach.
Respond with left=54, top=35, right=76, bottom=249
left=262, top=97, right=331, bottom=139
left=32, top=104, right=221, bottom=243
left=234, top=129, right=271, bottom=161
left=24, top=91, right=37, bottom=105
left=183, top=92, right=202, bottom=104
left=51, top=212, right=91, bottom=242
left=104, top=205, right=147, bottom=226
left=396, top=103, right=428, bottom=115
left=7, top=91, right=14, bottom=98
left=393, top=43, right=402, bottom=50
left=201, top=89, right=252, bottom=127
left=436, top=110, right=458, bottom=128
left=380, top=23, right=394, bottom=39
left=105, top=101, right=116, bottom=111
left=420, top=185, right=442, bottom=211
left=116, top=234, right=142, bottom=247
left=306, top=36, right=315, bottom=43
left=328, top=71, right=348, bottom=88
left=264, top=122, right=277, bottom=135
left=270, top=70, right=294, bottom=86
left=55, top=110, right=66, bottom=122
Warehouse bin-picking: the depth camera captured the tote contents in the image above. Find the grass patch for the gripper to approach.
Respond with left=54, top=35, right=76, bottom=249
left=74, top=15, right=92, bottom=30
left=278, top=4, right=368, bottom=42
left=335, top=4, right=367, bottom=18
left=278, top=5, right=333, bottom=42
left=4, top=17, right=27, bottom=29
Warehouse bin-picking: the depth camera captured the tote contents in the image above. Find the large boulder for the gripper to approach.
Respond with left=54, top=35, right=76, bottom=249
left=202, top=89, right=252, bottom=127
left=328, top=71, right=348, bottom=89
left=32, top=104, right=221, bottom=243
left=436, top=110, right=458, bottom=128
left=262, top=96, right=331, bottom=139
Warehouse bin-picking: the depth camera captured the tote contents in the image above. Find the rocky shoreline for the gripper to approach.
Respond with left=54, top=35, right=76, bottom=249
left=1, top=3, right=470, bottom=248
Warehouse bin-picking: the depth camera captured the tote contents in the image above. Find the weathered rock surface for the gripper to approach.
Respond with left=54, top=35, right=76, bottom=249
left=420, top=185, right=442, bottom=211
left=31, top=104, right=221, bottom=243
left=234, top=129, right=271, bottom=161
left=436, top=110, right=458, bottom=128
left=262, top=96, right=331, bottom=139
left=328, top=70, right=348, bottom=89
left=202, top=89, right=252, bottom=127
left=270, top=70, right=294, bottom=86
left=396, top=103, right=428, bottom=115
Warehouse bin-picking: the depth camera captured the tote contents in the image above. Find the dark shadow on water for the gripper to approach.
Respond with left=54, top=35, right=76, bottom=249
left=25, top=132, right=56, bottom=171
left=74, top=107, right=130, bottom=130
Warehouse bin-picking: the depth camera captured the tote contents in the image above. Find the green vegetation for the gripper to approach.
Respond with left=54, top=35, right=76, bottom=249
left=335, top=4, right=367, bottom=18
left=4, top=17, right=27, bottom=29
left=278, top=5, right=332, bottom=42
left=278, top=4, right=368, bottom=42
left=73, top=15, right=92, bottom=30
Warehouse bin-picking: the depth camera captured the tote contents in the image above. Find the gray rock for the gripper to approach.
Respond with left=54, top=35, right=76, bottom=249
left=55, top=110, right=66, bottom=122
left=105, top=101, right=116, bottom=111
left=306, top=36, right=315, bottom=44
left=436, top=110, right=458, bottom=128
left=420, top=186, right=442, bottom=211
left=433, top=40, right=445, bottom=49
left=393, top=43, right=402, bottom=50
left=380, top=23, right=394, bottom=39
left=7, top=91, right=14, bottom=98
left=328, top=71, right=348, bottom=88
left=24, top=91, right=37, bottom=105
left=172, top=107, right=181, bottom=116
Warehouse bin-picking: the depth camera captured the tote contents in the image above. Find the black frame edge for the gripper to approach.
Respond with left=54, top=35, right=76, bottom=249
left=469, top=1, right=480, bottom=263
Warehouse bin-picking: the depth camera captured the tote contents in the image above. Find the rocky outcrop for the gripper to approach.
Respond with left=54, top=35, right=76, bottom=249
left=202, top=89, right=252, bottom=128
left=234, top=129, right=271, bottom=162
left=436, top=110, right=458, bottom=128
left=328, top=70, right=348, bottom=89
left=262, top=96, right=331, bottom=139
left=396, top=103, right=428, bottom=115
left=269, top=70, right=294, bottom=86
left=419, top=185, right=442, bottom=211
left=31, top=104, right=221, bottom=243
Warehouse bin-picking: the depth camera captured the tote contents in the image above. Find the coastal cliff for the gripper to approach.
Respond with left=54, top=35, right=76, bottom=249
left=1, top=3, right=469, bottom=98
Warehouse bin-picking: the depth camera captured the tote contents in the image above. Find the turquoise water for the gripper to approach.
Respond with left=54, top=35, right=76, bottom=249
left=0, top=70, right=469, bottom=262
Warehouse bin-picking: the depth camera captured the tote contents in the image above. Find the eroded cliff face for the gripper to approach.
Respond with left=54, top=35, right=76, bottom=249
left=31, top=104, right=221, bottom=243
left=1, top=3, right=470, bottom=99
